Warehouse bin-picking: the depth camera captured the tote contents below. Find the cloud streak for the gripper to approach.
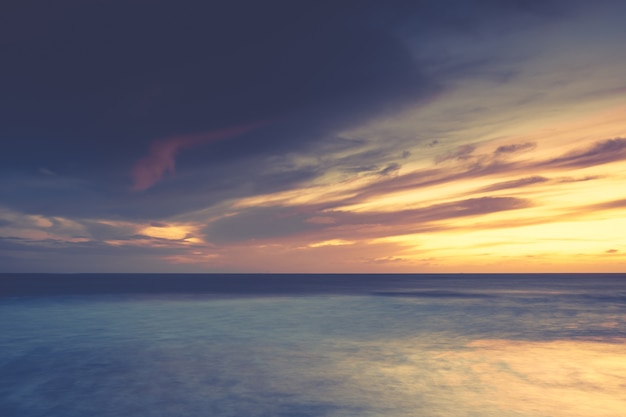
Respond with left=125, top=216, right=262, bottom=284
left=132, top=121, right=271, bottom=191
left=542, top=138, right=626, bottom=169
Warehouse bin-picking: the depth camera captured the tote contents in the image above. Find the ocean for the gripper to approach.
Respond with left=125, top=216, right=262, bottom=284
left=1, top=273, right=625, bottom=417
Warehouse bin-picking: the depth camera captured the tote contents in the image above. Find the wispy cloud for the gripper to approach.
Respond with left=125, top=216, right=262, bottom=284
left=542, top=138, right=626, bottom=169
left=132, top=120, right=271, bottom=191
left=477, top=175, right=549, bottom=192
left=494, top=142, right=536, bottom=155
left=435, top=144, right=476, bottom=163
left=584, top=198, right=626, bottom=211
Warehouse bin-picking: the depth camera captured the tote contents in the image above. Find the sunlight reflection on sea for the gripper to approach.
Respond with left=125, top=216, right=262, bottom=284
left=1, top=275, right=625, bottom=417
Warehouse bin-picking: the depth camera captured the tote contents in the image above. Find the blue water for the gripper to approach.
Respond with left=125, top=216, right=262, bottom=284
left=1, top=274, right=625, bottom=417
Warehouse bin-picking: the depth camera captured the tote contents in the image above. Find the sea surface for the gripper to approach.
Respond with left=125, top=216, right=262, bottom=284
left=1, top=273, right=625, bottom=417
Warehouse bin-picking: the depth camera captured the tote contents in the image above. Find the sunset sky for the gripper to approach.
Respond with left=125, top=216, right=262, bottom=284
left=1, top=0, right=625, bottom=272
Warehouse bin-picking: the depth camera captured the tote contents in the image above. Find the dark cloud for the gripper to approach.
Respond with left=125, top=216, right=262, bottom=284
left=206, top=196, right=531, bottom=244
left=557, top=175, right=602, bottom=183
left=494, top=142, right=536, bottom=155
left=335, top=149, right=396, bottom=172
left=366, top=196, right=532, bottom=225
left=335, top=160, right=520, bottom=209
left=372, top=290, right=496, bottom=298
left=343, top=165, right=380, bottom=174
left=0, top=0, right=584, bottom=226
left=79, top=220, right=138, bottom=242
left=0, top=236, right=201, bottom=272
left=293, top=134, right=624, bottom=216
left=474, top=174, right=601, bottom=194
left=404, top=0, right=569, bottom=39
left=0, top=0, right=446, bottom=221
left=204, top=207, right=320, bottom=244
left=0, top=0, right=433, bottom=179
left=543, top=138, right=626, bottom=169
left=0, top=152, right=324, bottom=220
left=370, top=137, right=626, bottom=208
left=358, top=195, right=532, bottom=235
left=149, top=222, right=169, bottom=228
left=586, top=198, right=626, bottom=211
left=379, top=163, right=402, bottom=176
left=478, top=176, right=549, bottom=192
left=435, top=144, right=477, bottom=163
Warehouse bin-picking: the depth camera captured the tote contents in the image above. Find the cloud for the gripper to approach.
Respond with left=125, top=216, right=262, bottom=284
left=494, top=142, right=536, bottom=155
left=38, top=167, right=57, bottom=176
left=216, top=130, right=625, bottom=245
left=205, top=196, right=531, bottom=245
left=378, top=163, right=401, bottom=176
left=3, top=0, right=626, bottom=272
left=478, top=175, right=549, bottom=192
left=356, top=137, right=624, bottom=209
left=0, top=0, right=441, bottom=223
left=355, top=196, right=532, bottom=228
left=557, top=175, right=602, bottom=183
left=442, top=141, right=539, bottom=172
left=149, top=221, right=169, bottom=228
left=585, top=198, right=626, bottom=211
left=306, top=216, right=336, bottom=225
left=1, top=0, right=435, bottom=184
left=435, top=144, right=477, bottom=163
left=204, top=207, right=320, bottom=244
left=343, top=165, right=380, bottom=174
left=333, top=161, right=520, bottom=209
left=132, top=120, right=270, bottom=191
left=0, top=235, right=208, bottom=272
left=543, top=138, right=626, bottom=169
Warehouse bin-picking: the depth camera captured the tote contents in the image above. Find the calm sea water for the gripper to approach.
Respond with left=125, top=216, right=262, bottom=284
left=1, top=274, right=625, bottom=417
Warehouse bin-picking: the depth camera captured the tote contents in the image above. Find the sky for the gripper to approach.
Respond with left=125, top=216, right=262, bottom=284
left=1, top=0, right=626, bottom=273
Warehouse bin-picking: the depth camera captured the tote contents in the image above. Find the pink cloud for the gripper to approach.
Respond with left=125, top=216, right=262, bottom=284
left=132, top=120, right=270, bottom=191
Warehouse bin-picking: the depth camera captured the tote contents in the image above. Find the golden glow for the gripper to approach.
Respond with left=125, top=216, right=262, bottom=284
left=162, top=252, right=222, bottom=264
left=33, top=216, right=53, bottom=228
left=139, top=225, right=191, bottom=240
left=319, top=335, right=626, bottom=417
left=308, top=239, right=355, bottom=248
left=433, top=339, right=626, bottom=416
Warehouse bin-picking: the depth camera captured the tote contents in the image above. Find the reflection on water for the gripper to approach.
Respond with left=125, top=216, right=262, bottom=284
left=1, top=274, right=625, bottom=417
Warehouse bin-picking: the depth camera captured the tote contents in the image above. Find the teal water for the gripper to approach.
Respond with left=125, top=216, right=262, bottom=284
left=1, top=274, right=625, bottom=417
